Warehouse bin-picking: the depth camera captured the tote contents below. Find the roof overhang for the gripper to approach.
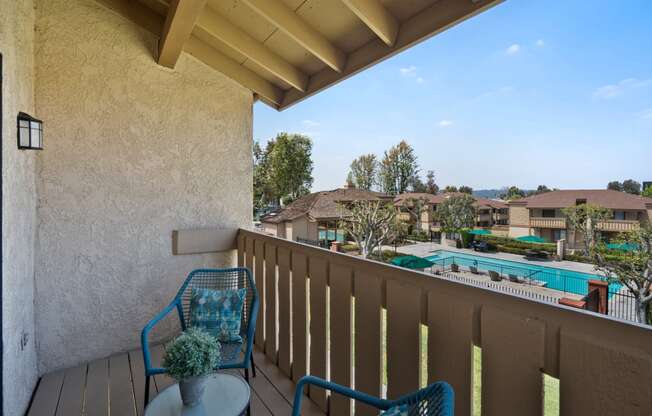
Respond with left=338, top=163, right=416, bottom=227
left=95, top=0, right=503, bottom=110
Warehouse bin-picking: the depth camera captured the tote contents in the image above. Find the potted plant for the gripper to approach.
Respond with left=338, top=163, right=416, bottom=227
left=163, top=328, right=221, bottom=407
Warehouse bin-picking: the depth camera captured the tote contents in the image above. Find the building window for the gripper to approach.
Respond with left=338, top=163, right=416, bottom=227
left=613, top=211, right=625, bottom=220
left=542, top=209, right=556, bottom=218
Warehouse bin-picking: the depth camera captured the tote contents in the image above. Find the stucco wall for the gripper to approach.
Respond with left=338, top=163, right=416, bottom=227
left=0, top=0, right=39, bottom=414
left=34, top=0, right=253, bottom=373
left=508, top=205, right=529, bottom=227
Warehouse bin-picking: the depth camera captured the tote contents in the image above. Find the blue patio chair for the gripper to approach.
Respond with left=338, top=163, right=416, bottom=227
left=292, top=376, right=454, bottom=416
left=141, top=268, right=259, bottom=405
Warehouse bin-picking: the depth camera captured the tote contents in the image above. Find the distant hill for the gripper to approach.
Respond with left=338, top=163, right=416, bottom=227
left=473, top=189, right=503, bottom=199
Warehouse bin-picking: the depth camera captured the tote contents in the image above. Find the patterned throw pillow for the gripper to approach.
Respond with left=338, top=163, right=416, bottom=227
left=380, top=404, right=409, bottom=416
left=189, top=287, right=246, bottom=343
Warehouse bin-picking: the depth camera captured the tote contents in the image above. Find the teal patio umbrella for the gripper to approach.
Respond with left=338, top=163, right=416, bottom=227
left=468, top=229, right=492, bottom=236
left=516, top=235, right=546, bottom=243
left=390, top=255, right=435, bottom=270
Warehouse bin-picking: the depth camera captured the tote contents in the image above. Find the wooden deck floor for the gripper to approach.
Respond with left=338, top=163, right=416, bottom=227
left=27, top=346, right=325, bottom=416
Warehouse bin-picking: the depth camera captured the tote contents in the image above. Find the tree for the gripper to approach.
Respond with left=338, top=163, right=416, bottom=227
left=622, top=179, right=641, bottom=195
left=348, top=154, right=377, bottom=191
left=562, top=203, right=611, bottom=256
left=339, top=200, right=397, bottom=258
left=443, top=185, right=458, bottom=193
left=643, top=186, right=652, bottom=198
left=499, top=186, right=526, bottom=200
left=531, top=185, right=551, bottom=195
left=401, top=196, right=430, bottom=232
left=458, top=185, right=473, bottom=194
left=607, top=181, right=623, bottom=192
left=411, top=177, right=427, bottom=193
left=593, top=226, right=652, bottom=324
left=435, top=194, right=477, bottom=242
left=425, top=170, right=439, bottom=194
left=378, top=141, right=419, bottom=195
left=267, top=133, right=313, bottom=205
left=253, top=141, right=275, bottom=211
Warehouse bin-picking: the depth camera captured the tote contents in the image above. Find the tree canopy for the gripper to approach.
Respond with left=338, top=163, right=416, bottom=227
left=425, top=171, right=439, bottom=194
left=607, top=179, right=642, bottom=195
left=347, top=154, right=377, bottom=191
left=458, top=185, right=473, bottom=194
left=253, top=133, right=313, bottom=208
left=562, top=203, right=611, bottom=256
left=443, top=185, right=458, bottom=193
left=499, top=186, right=527, bottom=200
left=435, top=194, right=477, bottom=238
left=339, top=200, right=397, bottom=258
left=378, top=140, right=419, bottom=195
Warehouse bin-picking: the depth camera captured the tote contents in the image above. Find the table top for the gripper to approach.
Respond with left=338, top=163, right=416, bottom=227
left=145, top=373, right=250, bottom=416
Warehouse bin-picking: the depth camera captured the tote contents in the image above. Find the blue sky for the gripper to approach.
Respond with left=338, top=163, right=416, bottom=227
left=253, top=1, right=652, bottom=192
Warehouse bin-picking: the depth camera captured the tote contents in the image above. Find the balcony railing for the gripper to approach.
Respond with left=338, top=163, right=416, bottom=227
left=237, top=229, right=652, bottom=415
left=597, top=219, right=640, bottom=232
left=530, top=217, right=567, bottom=229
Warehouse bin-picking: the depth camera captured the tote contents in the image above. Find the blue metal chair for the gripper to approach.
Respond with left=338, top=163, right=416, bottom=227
left=141, top=268, right=259, bottom=405
left=292, top=376, right=454, bottom=416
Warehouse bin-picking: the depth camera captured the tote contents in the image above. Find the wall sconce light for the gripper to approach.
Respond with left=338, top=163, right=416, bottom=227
left=17, top=112, right=43, bottom=150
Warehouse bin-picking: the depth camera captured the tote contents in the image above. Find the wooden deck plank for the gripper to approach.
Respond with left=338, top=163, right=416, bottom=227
left=265, top=243, right=278, bottom=362
left=129, top=349, right=156, bottom=414
left=308, top=256, right=328, bottom=411
left=277, top=246, right=292, bottom=376
left=55, top=364, right=87, bottom=416
left=354, top=271, right=383, bottom=416
left=28, top=369, right=65, bottom=416
left=386, top=280, right=421, bottom=399
left=291, top=251, right=309, bottom=383
left=251, top=349, right=325, bottom=416
left=244, top=353, right=293, bottom=415
left=330, top=263, right=353, bottom=416
left=150, top=344, right=175, bottom=392
left=84, top=358, right=109, bottom=416
left=109, top=353, right=137, bottom=416
left=254, top=238, right=265, bottom=349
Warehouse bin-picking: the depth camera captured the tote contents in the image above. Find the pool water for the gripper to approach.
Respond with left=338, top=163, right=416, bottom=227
left=425, top=250, right=618, bottom=296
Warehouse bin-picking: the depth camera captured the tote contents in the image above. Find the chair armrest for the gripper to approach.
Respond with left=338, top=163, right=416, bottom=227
left=141, top=299, right=180, bottom=376
left=292, top=376, right=391, bottom=416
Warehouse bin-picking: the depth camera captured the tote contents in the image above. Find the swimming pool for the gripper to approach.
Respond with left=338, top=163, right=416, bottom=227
left=425, top=250, right=618, bottom=296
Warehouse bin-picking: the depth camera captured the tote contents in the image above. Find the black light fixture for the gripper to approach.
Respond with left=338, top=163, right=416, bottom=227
left=17, top=112, right=43, bottom=150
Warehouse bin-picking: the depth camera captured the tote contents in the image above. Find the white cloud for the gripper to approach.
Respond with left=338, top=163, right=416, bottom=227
left=505, top=44, right=521, bottom=55
left=593, top=78, right=652, bottom=99
left=637, top=108, right=652, bottom=119
left=399, top=66, right=417, bottom=76
left=399, top=66, right=425, bottom=83
left=438, top=120, right=453, bottom=127
left=535, top=39, right=545, bottom=47
left=302, top=119, right=320, bottom=127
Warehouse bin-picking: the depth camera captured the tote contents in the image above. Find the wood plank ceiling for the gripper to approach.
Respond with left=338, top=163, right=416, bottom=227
left=95, top=0, right=503, bottom=110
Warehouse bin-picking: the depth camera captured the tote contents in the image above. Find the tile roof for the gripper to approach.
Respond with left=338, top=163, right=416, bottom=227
left=261, top=188, right=392, bottom=224
left=394, top=192, right=507, bottom=209
left=508, top=189, right=652, bottom=210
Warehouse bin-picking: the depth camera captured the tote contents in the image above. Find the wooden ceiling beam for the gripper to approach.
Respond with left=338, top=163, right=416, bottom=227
left=341, top=0, right=399, bottom=46
left=281, top=0, right=503, bottom=109
left=94, top=0, right=283, bottom=107
left=158, top=0, right=207, bottom=68
left=184, top=37, right=284, bottom=107
left=241, top=0, right=347, bottom=73
left=197, top=8, right=309, bottom=92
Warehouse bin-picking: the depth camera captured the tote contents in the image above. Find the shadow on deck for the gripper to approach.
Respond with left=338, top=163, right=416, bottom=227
left=27, top=346, right=325, bottom=416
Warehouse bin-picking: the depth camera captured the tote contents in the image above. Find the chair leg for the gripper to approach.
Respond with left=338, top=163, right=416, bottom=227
left=244, top=367, right=249, bottom=382
left=144, top=375, right=150, bottom=405
left=250, top=354, right=256, bottom=378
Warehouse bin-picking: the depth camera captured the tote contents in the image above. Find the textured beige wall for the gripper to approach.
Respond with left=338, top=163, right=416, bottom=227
left=34, top=0, right=253, bottom=373
left=0, top=0, right=39, bottom=414
left=509, top=205, right=529, bottom=226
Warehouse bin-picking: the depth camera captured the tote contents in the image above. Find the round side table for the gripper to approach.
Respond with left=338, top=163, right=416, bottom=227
left=145, top=373, right=250, bottom=416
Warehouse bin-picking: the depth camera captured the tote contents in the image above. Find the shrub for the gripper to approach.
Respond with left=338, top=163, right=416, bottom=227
left=476, top=235, right=556, bottom=253
left=341, top=243, right=359, bottom=253
left=408, top=231, right=430, bottom=242
left=163, top=328, right=221, bottom=381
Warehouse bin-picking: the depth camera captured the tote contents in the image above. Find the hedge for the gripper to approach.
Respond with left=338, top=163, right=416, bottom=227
left=476, top=235, right=557, bottom=253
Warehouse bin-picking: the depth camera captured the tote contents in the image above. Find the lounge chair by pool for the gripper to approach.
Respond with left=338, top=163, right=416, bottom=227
left=489, top=270, right=502, bottom=281
left=469, top=266, right=479, bottom=274
left=508, top=274, right=521, bottom=283
left=450, top=263, right=459, bottom=273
